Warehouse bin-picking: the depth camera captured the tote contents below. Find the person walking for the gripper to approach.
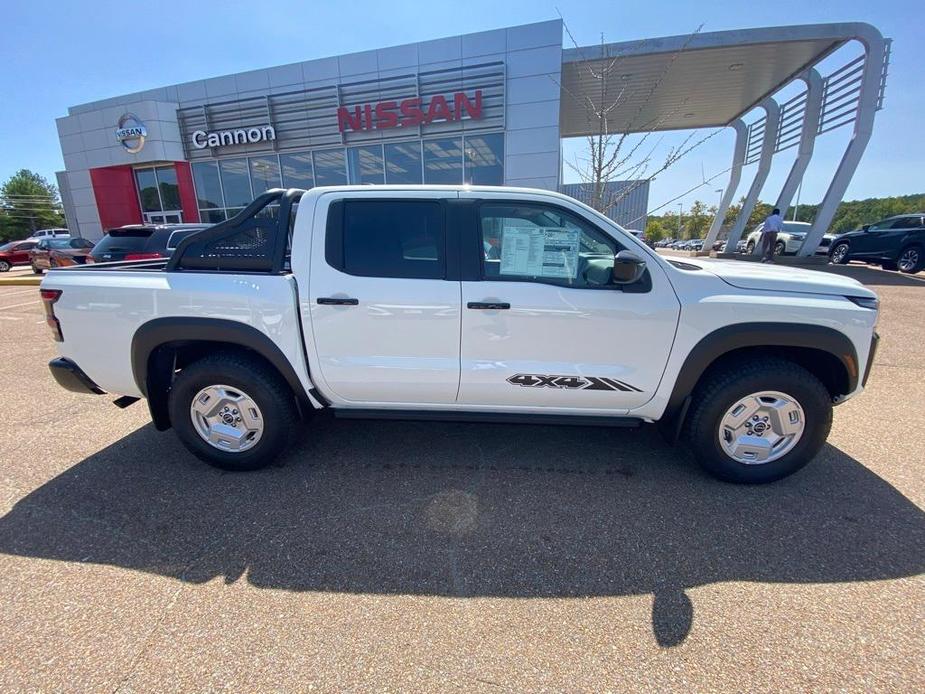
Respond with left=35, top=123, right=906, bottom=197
left=761, top=208, right=784, bottom=263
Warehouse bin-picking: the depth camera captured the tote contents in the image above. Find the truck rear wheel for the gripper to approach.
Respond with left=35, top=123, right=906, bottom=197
left=168, top=351, right=297, bottom=471
left=684, top=358, right=832, bottom=483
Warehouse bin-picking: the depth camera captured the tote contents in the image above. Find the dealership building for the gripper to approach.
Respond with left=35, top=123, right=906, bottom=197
left=55, top=19, right=889, bottom=254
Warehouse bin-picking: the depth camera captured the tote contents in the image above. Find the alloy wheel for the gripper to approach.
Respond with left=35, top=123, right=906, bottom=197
left=898, top=248, right=920, bottom=273
left=189, top=384, right=265, bottom=453
left=718, top=391, right=806, bottom=464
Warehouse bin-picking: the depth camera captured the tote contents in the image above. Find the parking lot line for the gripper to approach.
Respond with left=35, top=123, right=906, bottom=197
left=0, top=288, right=40, bottom=298
left=0, top=299, right=41, bottom=311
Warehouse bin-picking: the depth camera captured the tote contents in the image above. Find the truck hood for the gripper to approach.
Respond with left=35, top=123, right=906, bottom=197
left=672, top=257, right=876, bottom=298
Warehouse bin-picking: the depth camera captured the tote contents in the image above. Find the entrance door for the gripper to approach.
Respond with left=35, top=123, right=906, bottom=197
left=457, top=193, right=681, bottom=412
left=144, top=211, right=182, bottom=224
left=307, top=193, right=461, bottom=405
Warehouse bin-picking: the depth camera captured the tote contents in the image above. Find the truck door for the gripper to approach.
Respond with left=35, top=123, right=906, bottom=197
left=457, top=194, right=680, bottom=411
left=306, top=193, right=461, bottom=405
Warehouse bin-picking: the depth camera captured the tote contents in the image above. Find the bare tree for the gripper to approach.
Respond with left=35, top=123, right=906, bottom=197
left=556, top=16, right=722, bottom=218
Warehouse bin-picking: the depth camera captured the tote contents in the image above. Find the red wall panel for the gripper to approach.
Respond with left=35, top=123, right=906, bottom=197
left=89, top=166, right=142, bottom=230
left=174, top=161, right=200, bottom=223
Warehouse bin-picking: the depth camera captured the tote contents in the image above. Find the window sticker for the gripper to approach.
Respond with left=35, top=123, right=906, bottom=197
left=499, top=227, right=581, bottom=279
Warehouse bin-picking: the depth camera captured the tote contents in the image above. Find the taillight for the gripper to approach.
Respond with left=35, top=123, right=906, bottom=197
left=125, top=252, right=163, bottom=261
left=40, top=289, right=63, bottom=342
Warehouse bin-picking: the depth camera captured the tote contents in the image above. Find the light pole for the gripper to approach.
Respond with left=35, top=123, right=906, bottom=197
left=677, top=203, right=683, bottom=238
left=715, top=188, right=724, bottom=210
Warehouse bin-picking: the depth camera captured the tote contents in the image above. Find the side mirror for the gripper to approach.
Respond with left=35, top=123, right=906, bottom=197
left=612, top=250, right=647, bottom=284
left=862, top=224, right=870, bottom=231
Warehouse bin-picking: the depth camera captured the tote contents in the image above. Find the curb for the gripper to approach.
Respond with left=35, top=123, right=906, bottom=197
left=0, top=276, right=42, bottom=287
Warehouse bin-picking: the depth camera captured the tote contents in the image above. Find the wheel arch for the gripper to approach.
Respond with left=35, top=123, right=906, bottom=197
left=131, top=317, right=317, bottom=431
left=664, top=322, right=859, bottom=428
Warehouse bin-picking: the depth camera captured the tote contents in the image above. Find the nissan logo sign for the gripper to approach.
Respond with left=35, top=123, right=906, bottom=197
left=115, top=113, right=147, bottom=153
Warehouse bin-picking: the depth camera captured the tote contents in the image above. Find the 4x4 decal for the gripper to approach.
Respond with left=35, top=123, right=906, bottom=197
left=506, top=373, right=642, bottom=392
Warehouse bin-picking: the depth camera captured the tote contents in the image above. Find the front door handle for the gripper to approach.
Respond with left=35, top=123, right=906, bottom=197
left=467, top=301, right=510, bottom=310
left=317, top=297, right=359, bottom=306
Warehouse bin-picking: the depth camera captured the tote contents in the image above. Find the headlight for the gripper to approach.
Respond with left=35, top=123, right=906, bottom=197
left=847, top=296, right=879, bottom=310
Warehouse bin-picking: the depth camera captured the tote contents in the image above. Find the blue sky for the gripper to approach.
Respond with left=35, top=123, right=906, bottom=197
left=1, top=0, right=921, bottom=215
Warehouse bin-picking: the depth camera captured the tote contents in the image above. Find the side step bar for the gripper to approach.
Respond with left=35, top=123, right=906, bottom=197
left=332, top=409, right=642, bottom=428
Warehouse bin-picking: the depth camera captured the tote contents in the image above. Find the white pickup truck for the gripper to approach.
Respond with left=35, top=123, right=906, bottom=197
left=41, top=186, right=879, bottom=483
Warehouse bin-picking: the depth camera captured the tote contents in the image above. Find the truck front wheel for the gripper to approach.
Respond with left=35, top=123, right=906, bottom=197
left=168, top=351, right=298, bottom=471
left=684, top=358, right=832, bottom=483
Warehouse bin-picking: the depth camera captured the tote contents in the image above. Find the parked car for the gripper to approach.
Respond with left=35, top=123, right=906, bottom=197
left=744, top=221, right=813, bottom=256
left=829, top=213, right=925, bottom=273
left=88, top=223, right=210, bottom=264
left=815, top=231, right=844, bottom=256
left=29, top=237, right=94, bottom=273
left=29, top=228, right=70, bottom=239
left=42, top=185, right=878, bottom=484
left=0, top=239, right=39, bottom=271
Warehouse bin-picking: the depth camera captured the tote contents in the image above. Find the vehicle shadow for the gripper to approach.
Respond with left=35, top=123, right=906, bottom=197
left=0, top=417, right=922, bottom=648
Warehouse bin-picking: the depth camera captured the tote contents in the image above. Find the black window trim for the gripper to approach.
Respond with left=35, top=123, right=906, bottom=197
left=324, top=197, right=452, bottom=281
left=469, top=198, right=651, bottom=293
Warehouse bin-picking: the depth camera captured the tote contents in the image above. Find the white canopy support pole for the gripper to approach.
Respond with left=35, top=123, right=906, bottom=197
left=701, top=119, right=747, bottom=254
left=723, top=98, right=781, bottom=255
left=775, top=69, right=823, bottom=236
left=798, top=28, right=887, bottom=256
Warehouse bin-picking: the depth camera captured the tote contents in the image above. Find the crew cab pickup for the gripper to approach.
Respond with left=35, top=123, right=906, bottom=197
left=41, top=186, right=880, bottom=483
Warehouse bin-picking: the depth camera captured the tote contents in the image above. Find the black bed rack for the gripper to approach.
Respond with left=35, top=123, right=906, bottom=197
left=167, top=188, right=306, bottom=274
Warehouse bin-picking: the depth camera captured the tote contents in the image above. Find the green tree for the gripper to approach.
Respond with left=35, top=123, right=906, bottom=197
left=0, top=170, right=66, bottom=242
left=645, top=217, right=667, bottom=242
left=685, top=200, right=710, bottom=239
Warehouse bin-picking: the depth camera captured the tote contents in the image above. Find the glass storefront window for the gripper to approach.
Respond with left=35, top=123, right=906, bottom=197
left=135, top=168, right=160, bottom=212
left=280, top=152, right=313, bottom=189
left=384, top=142, right=423, bottom=184
left=347, top=145, right=385, bottom=185
left=250, top=157, right=281, bottom=195
left=423, top=138, right=463, bottom=184
left=219, top=158, right=252, bottom=208
left=192, top=161, right=223, bottom=211
left=156, top=166, right=181, bottom=210
left=313, top=149, right=347, bottom=187
left=464, top=133, right=504, bottom=185
left=199, top=208, right=226, bottom=223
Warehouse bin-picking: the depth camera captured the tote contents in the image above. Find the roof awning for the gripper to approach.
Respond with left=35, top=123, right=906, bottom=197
left=559, top=23, right=869, bottom=136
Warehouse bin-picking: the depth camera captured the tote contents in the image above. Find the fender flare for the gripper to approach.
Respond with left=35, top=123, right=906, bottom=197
left=130, top=316, right=313, bottom=403
left=665, top=322, right=859, bottom=417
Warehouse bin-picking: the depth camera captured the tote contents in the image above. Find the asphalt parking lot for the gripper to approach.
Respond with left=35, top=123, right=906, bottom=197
left=0, top=263, right=923, bottom=691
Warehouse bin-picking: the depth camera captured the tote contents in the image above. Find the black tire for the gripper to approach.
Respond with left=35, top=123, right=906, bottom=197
left=745, top=241, right=755, bottom=255
left=775, top=240, right=786, bottom=256
left=830, top=242, right=850, bottom=265
left=31, top=264, right=43, bottom=275
left=168, top=351, right=298, bottom=471
left=0, top=260, right=10, bottom=272
left=897, top=245, right=924, bottom=274
left=684, top=358, right=832, bottom=484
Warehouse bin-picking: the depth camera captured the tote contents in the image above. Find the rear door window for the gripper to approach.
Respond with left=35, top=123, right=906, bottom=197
left=335, top=200, right=445, bottom=279
left=91, top=229, right=154, bottom=255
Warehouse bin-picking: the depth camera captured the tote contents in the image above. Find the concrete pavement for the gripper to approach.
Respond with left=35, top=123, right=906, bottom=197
left=0, top=265, right=922, bottom=691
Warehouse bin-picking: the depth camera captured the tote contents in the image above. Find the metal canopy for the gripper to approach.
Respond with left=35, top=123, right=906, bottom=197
left=559, top=23, right=871, bottom=136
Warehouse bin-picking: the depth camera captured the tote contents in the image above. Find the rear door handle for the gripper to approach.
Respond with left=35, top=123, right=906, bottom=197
left=467, top=301, right=510, bottom=310
left=317, top=297, right=359, bottom=306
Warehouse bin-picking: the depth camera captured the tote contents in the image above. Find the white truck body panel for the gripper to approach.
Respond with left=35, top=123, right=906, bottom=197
left=43, top=185, right=878, bottom=426
left=48, top=270, right=314, bottom=399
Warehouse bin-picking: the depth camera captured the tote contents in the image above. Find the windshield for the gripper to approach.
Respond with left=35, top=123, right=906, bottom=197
left=46, top=238, right=75, bottom=249
left=0, top=242, right=15, bottom=251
